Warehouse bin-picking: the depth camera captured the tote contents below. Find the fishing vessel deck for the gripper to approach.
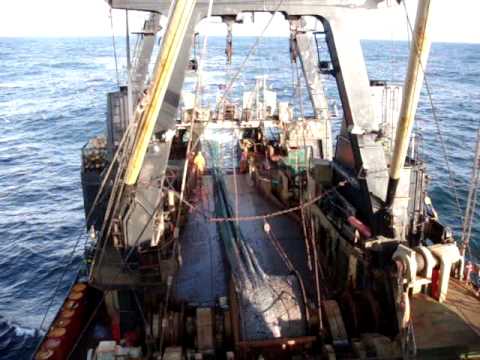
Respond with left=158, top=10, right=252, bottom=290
left=176, top=172, right=313, bottom=339
left=174, top=175, right=228, bottom=306
left=413, top=279, right=480, bottom=358
left=32, top=0, right=480, bottom=358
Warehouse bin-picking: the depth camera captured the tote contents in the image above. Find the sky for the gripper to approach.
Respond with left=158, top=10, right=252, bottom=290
left=0, top=0, right=479, bottom=43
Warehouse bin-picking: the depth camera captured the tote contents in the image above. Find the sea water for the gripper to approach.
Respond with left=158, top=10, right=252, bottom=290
left=0, top=36, right=479, bottom=359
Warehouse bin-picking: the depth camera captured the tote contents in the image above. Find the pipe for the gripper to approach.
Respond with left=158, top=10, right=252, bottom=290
left=385, top=0, right=434, bottom=207
left=124, top=0, right=197, bottom=185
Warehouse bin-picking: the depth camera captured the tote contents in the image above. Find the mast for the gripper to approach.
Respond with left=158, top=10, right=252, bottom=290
left=124, top=0, right=197, bottom=185
left=385, top=0, right=434, bottom=207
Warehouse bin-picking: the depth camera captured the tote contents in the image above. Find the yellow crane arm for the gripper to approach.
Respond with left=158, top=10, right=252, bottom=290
left=124, top=0, right=197, bottom=185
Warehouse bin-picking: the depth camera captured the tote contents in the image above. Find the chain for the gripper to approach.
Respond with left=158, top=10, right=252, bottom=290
left=210, top=182, right=345, bottom=223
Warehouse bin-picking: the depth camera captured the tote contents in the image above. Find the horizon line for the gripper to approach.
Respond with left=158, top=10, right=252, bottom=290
left=0, top=35, right=478, bottom=45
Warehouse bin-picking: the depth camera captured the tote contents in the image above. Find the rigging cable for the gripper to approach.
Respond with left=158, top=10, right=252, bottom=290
left=70, top=1, right=306, bottom=352
left=172, top=0, right=214, bottom=250
left=400, top=2, right=466, bottom=356
left=37, top=123, right=136, bottom=334
left=295, top=60, right=313, bottom=271
left=232, top=131, right=240, bottom=234
left=290, top=24, right=313, bottom=271
left=37, top=232, right=84, bottom=333
left=68, top=178, right=177, bottom=357
left=94, top=123, right=137, bottom=273
left=160, top=171, right=346, bottom=226
left=109, top=8, right=121, bottom=87
left=183, top=0, right=285, bottom=157
left=214, top=0, right=285, bottom=116
left=39, top=126, right=136, bottom=339
left=65, top=1, right=200, bottom=354
left=264, top=220, right=311, bottom=324
left=160, top=0, right=216, bottom=351
left=401, top=1, right=464, bottom=230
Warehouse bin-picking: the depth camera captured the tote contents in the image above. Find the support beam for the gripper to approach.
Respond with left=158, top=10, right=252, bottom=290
left=130, top=13, right=161, bottom=104
left=123, top=10, right=200, bottom=248
left=295, top=32, right=329, bottom=121
left=323, top=14, right=389, bottom=223
left=386, top=0, right=434, bottom=207
left=294, top=29, right=332, bottom=160
left=124, top=0, right=197, bottom=185
left=108, top=0, right=394, bottom=14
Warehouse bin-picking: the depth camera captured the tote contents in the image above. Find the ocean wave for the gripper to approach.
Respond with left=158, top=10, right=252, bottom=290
left=1, top=37, right=479, bottom=359
left=0, top=317, right=41, bottom=360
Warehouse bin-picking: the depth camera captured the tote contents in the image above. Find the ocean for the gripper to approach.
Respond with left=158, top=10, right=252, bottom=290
left=0, top=36, right=479, bottom=359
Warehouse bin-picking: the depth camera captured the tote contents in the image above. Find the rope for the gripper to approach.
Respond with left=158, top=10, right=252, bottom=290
left=209, top=141, right=264, bottom=283
left=171, top=0, right=214, bottom=265
left=232, top=132, right=240, bottom=228
left=66, top=292, right=106, bottom=359
left=37, top=233, right=84, bottom=333
left=214, top=0, right=285, bottom=115
left=67, top=177, right=183, bottom=356
left=67, top=192, right=168, bottom=357
left=183, top=0, right=285, bottom=157
left=109, top=9, right=121, bottom=87
left=94, top=125, right=137, bottom=275
left=38, top=35, right=145, bottom=337
left=399, top=4, right=469, bottom=356
left=401, top=1, right=464, bottom=226
left=264, top=220, right=310, bottom=323
left=37, top=123, right=136, bottom=334
left=293, top=51, right=313, bottom=271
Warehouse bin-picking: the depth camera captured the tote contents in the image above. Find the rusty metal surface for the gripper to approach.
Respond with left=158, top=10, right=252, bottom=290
left=412, top=279, right=480, bottom=353
left=237, top=335, right=316, bottom=349
left=91, top=247, right=141, bottom=289
left=444, top=279, right=480, bottom=337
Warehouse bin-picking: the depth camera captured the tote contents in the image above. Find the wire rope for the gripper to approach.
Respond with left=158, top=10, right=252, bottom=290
left=109, top=9, right=121, bottom=87
left=401, top=1, right=465, bottom=233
